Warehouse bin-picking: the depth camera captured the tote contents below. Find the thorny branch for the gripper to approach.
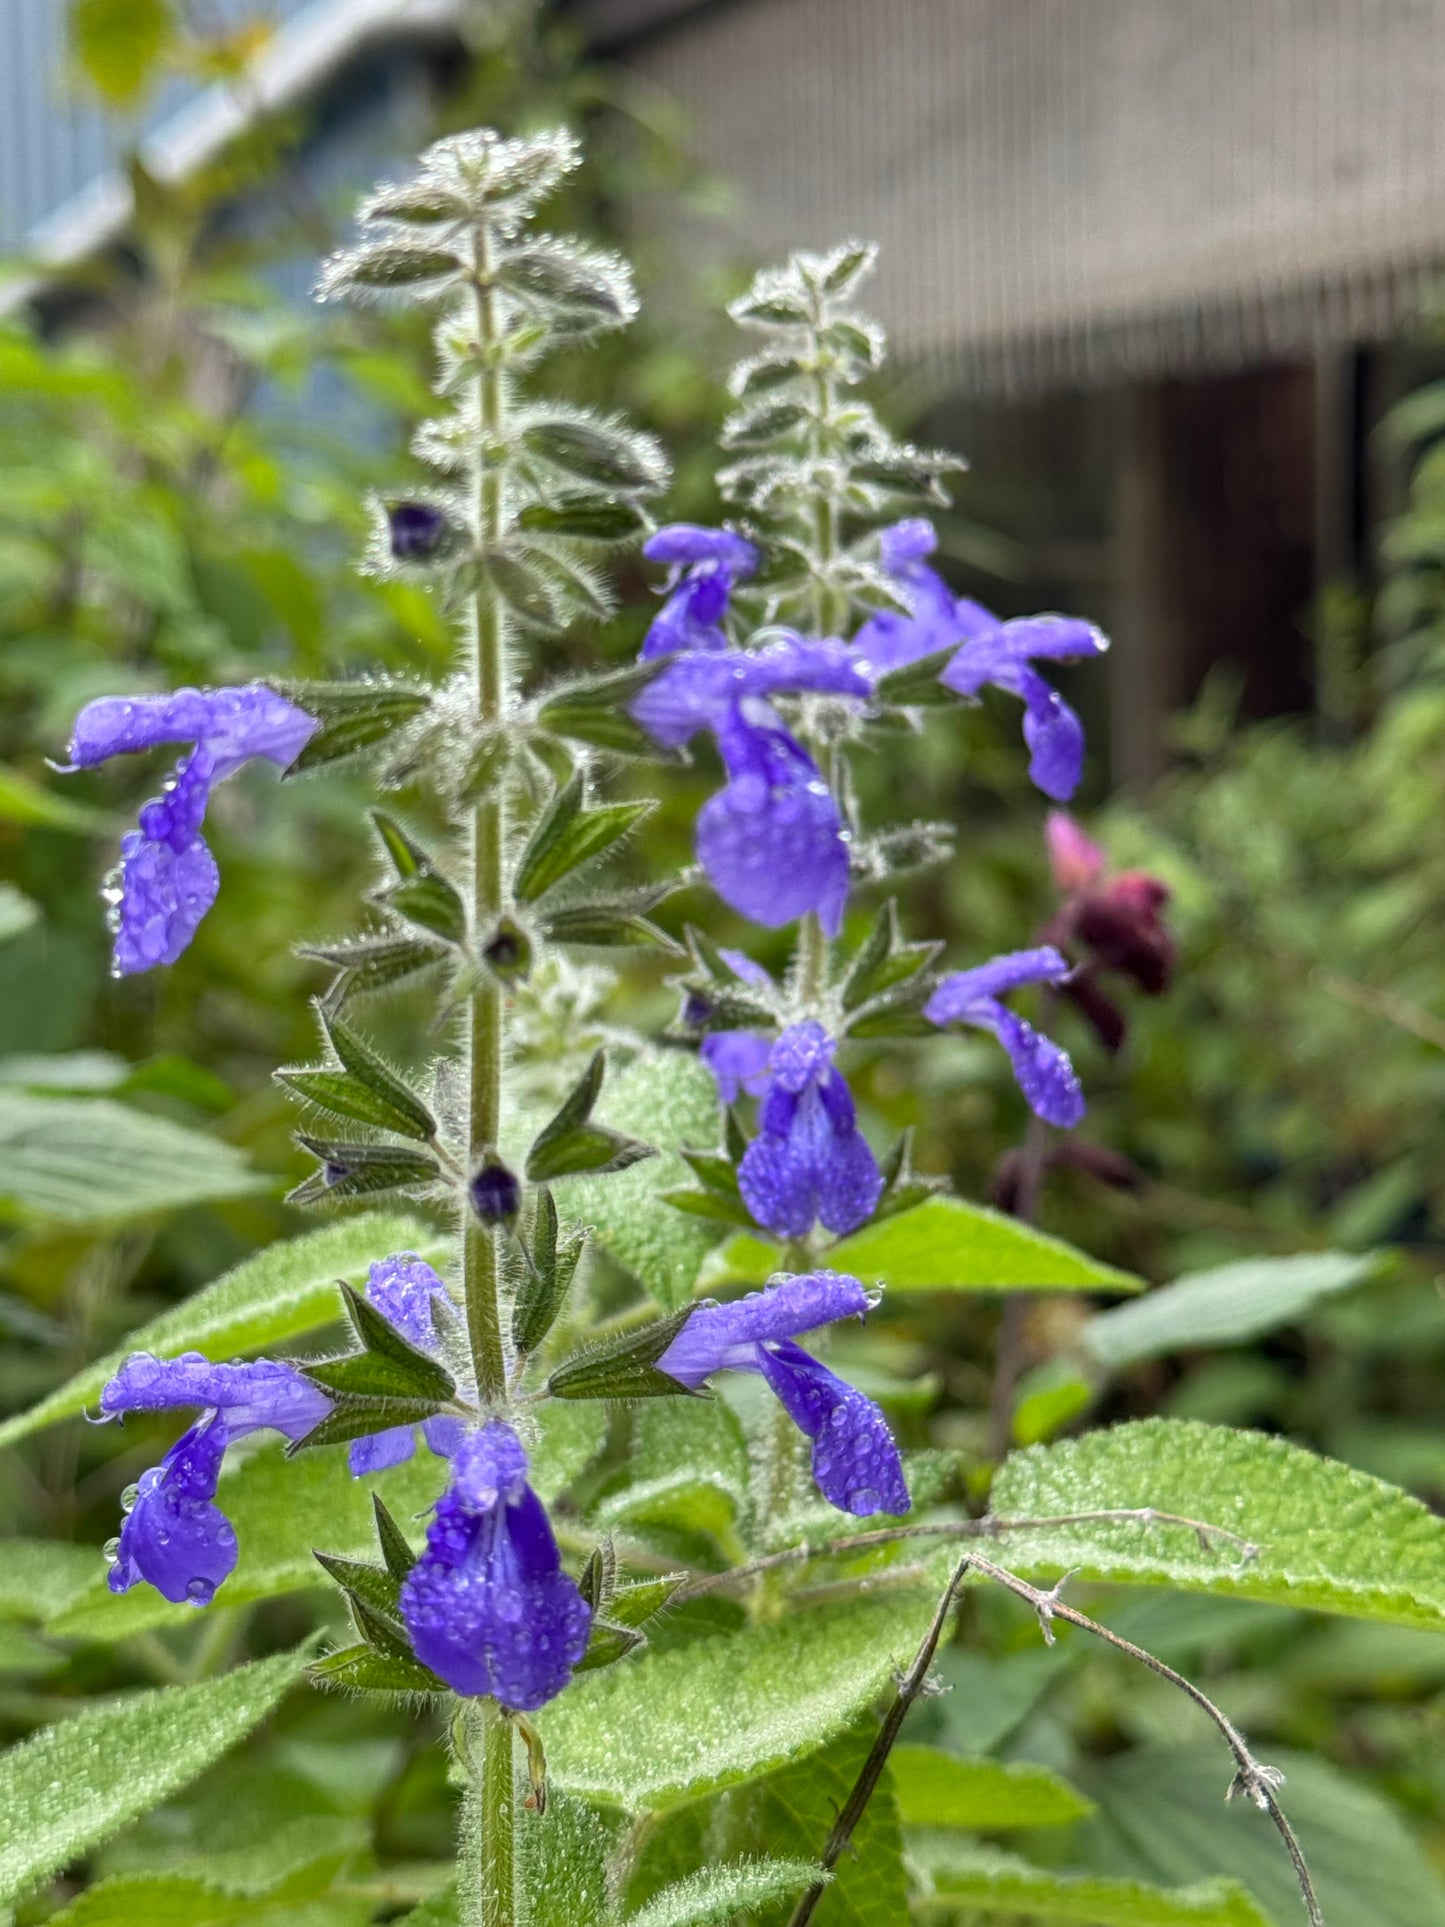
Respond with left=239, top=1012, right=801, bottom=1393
left=670, top=1506, right=1259, bottom=1604
left=784, top=1553, right=975, bottom=1927
left=965, top=1553, right=1325, bottom=1927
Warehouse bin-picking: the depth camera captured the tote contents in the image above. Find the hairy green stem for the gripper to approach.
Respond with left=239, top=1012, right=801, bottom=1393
left=461, top=1701, right=519, bottom=1927
left=464, top=216, right=509, bottom=1410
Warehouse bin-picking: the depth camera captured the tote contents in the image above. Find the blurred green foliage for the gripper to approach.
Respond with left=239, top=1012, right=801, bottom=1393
left=0, top=2, right=1442, bottom=1921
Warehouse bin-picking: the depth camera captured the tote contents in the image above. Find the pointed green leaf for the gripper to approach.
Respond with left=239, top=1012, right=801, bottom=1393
left=0, top=1212, right=447, bottom=1450
left=628, top=1860, right=821, bottom=1927
left=889, top=1745, right=1093, bottom=1830
left=313, top=1549, right=402, bottom=1619
left=518, top=498, right=648, bottom=543
left=301, top=932, right=449, bottom=998
left=538, top=1588, right=941, bottom=1809
left=0, top=1092, right=263, bottom=1225
left=373, top=1493, right=418, bottom=1580
left=282, top=682, right=431, bottom=774
left=547, top=1306, right=694, bottom=1401
left=1083, top=1251, right=1385, bottom=1373
left=319, top=1008, right=437, bottom=1140
left=910, top=1842, right=1269, bottom=1926
left=514, top=773, right=652, bottom=904
left=841, top=901, right=940, bottom=1010
left=542, top=905, right=681, bottom=953
left=991, top=1418, right=1445, bottom=1628
left=571, top=1051, right=724, bottom=1311
left=0, top=1645, right=312, bottom=1905
left=698, top=1196, right=1141, bottom=1296
left=312, top=1642, right=443, bottom=1695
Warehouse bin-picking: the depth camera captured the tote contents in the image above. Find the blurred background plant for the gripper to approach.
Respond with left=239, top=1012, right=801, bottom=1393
left=1, top=3, right=1444, bottom=1924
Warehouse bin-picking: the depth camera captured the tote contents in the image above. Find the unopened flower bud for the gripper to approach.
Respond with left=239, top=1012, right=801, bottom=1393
left=470, top=1157, right=521, bottom=1227
left=387, top=501, right=450, bottom=561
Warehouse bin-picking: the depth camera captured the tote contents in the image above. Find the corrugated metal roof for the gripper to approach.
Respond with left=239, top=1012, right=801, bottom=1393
left=0, top=0, right=458, bottom=282
left=625, top=0, right=1445, bottom=392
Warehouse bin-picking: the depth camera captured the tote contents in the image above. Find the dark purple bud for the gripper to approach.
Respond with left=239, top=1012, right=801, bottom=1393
left=323, top=1160, right=352, bottom=1188
left=682, top=990, right=714, bottom=1028
left=482, top=917, right=532, bottom=983
left=1052, top=1139, right=1144, bottom=1192
left=387, top=501, right=450, bottom=561
left=470, top=1157, right=521, bottom=1226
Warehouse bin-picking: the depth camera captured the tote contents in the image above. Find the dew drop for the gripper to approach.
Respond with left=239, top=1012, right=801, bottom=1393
left=119, top=1482, right=140, bottom=1514
left=186, top=1577, right=215, bottom=1606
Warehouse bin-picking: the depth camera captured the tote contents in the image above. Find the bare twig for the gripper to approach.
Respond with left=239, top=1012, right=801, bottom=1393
left=964, top=1553, right=1325, bottom=1927
left=670, top=1506, right=1258, bottom=1604
left=785, top=1554, right=973, bottom=1927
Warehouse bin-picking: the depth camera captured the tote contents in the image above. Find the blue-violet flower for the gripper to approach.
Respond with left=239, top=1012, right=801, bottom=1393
left=633, top=619, right=869, bottom=934
left=347, top=1254, right=467, bottom=1476
left=925, top=945, right=1084, bottom=1127
left=99, top=1352, right=331, bottom=1605
left=658, top=1270, right=909, bottom=1516
left=640, top=523, right=758, bottom=658
left=855, top=519, right=1108, bottom=802
left=67, top=685, right=316, bottom=975
left=399, top=1420, right=591, bottom=1708
left=737, top=1021, right=882, bottom=1239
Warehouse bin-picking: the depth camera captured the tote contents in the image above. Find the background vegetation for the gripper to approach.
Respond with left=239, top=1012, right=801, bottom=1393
left=0, top=4, right=1442, bottom=1923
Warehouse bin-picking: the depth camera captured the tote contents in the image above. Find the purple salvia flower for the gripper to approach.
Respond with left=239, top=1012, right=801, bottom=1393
left=658, top=1271, right=909, bottom=1517
left=855, top=519, right=1108, bottom=802
left=851, top=519, right=965, bottom=675
left=348, top=1254, right=466, bottom=1476
left=631, top=609, right=867, bottom=933
left=698, top=704, right=851, bottom=934
left=640, top=523, right=758, bottom=659
left=925, top=945, right=1085, bottom=1128
left=99, top=1352, right=331, bottom=1605
left=399, top=1420, right=591, bottom=1709
left=940, top=613, right=1107, bottom=804
left=67, top=685, right=316, bottom=974
left=700, top=1029, right=773, bottom=1103
left=737, top=1021, right=883, bottom=1238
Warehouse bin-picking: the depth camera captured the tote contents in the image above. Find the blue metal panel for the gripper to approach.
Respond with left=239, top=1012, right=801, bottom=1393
left=0, top=0, right=318, bottom=248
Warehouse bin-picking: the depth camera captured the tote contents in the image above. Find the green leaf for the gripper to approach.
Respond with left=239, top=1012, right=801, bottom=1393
left=518, top=499, right=649, bottom=544
left=0, top=1092, right=264, bottom=1225
left=0, top=884, right=39, bottom=944
left=290, top=1136, right=437, bottom=1204
left=870, top=645, right=959, bottom=708
left=514, top=773, right=653, bottom=904
left=71, top=0, right=176, bottom=105
left=311, top=1643, right=442, bottom=1696
left=538, top=1589, right=940, bottom=1809
left=0, top=1211, right=446, bottom=1451
left=537, top=664, right=664, bottom=758
left=0, top=1644, right=311, bottom=1906
left=840, top=901, right=939, bottom=1011
left=889, top=1745, right=1093, bottom=1830
left=542, top=905, right=682, bottom=953
left=523, top=1788, right=620, bottom=1927
left=699, top=1196, right=1140, bottom=1296
left=49, top=1444, right=446, bottom=1640
left=1076, top=1744, right=1445, bottom=1927
left=599, top=1397, right=750, bottom=1549
left=990, top=1418, right=1445, bottom=1629
left=628, top=1861, right=820, bottom=1927
left=744, top=1728, right=906, bottom=1927
left=283, top=682, right=431, bottom=775
left=316, top=1008, right=437, bottom=1141
left=520, top=417, right=665, bottom=492
left=43, top=1816, right=366, bottom=1921
left=513, top=1190, right=585, bottom=1356
left=301, top=932, right=449, bottom=998
left=547, top=1307, right=694, bottom=1402
left=1083, top=1252, right=1385, bottom=1373
left=909, top=1841, right=1270, bottom=1925
left=527, top=1050, right=653, bottom=1182
left=571, top=1051, right=723, bottom=1310
left=529, top=1400, right=609, bottom=1502
left=0, top=1539, right=101, bottom=1621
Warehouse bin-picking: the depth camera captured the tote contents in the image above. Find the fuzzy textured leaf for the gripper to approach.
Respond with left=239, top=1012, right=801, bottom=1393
left=0, top=1645, right=311, bottom=1905
left=538, top=1588, right=939, bottom=1809
left=991, top=1418, right=1445, bottom=1629
left=0, top=1212, right=447, bottom=1450
left=628, top=1860, right=820, bottom=1927
left=570, top=1050, right=722, bottom=1309
left=909, top=1841, right=1269, bottom=1925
